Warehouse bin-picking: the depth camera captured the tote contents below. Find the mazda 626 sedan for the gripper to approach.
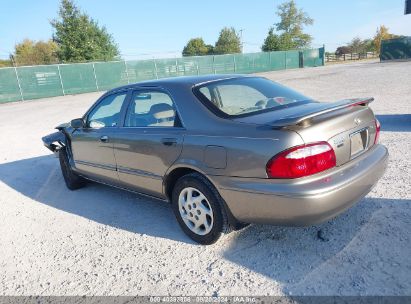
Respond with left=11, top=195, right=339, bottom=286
left=43, top=75, right=388, bottom=244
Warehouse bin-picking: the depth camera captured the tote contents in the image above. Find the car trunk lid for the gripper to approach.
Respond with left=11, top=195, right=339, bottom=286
left=235, top=98, right=378, bottom=166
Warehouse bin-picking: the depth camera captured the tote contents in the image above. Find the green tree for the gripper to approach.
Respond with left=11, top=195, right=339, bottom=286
left=335, top=46, right=351, bottom=55
left=262, top=0, right=313, bottom=51
left=262, top=29, right=281, bottom=52
left=348, top=37, right=365, bottom=53
left=346, top=37, right=375, bottom=54
left=182, top=38, right=213, bottom=56
left=214, top=27, right=241, bottom=55
left=373, top=25, right=397, bottom=53
left=262, top=30, right=295, bottom=52
left=12, top=39, right=59, bottom=66
left=363, top=39, right=375, bottom=52
left=51, top=0, right=119, bottom=62
left=0, top=59, right=12, bottom=67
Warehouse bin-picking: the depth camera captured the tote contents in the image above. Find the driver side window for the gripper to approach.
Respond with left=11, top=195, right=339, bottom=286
left=87, top=93, right=127, bottom=128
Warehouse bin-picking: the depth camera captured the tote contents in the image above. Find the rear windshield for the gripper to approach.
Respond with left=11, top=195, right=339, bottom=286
left=194, top=77, right=310, bottom=117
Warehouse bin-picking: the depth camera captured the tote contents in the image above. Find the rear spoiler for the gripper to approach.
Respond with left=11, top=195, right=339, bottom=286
left=270, top=98, right=374, bottom=128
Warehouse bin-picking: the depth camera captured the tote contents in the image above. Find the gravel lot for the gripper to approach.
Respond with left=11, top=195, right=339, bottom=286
left=0, top=60, right=410, bottom=296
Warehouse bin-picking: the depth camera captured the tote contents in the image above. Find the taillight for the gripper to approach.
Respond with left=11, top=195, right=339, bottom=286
left=266, top=142, right=336, bottom=179
left=374, top=119, right=381, bottom=144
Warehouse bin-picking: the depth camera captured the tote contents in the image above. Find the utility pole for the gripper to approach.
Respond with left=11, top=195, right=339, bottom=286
left=10, top=54, right=16, bottom=67
left=239, top=29, right=244, bottom=53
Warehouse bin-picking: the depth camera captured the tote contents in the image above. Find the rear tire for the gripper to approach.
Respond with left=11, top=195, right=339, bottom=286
left=232, top=222, right=250, bottom=231
left=171, top=173, right=232, bottom=245
left=59, top=147, right=86, bottom=190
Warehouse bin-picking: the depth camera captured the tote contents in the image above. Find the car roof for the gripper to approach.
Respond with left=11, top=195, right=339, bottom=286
left=109, top=74, right=255, bottom=92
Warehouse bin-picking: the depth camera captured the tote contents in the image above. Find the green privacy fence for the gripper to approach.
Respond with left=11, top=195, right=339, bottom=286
left=0, top=47, right=324, bottom=103
left=380, top=37, right=411, bottom=61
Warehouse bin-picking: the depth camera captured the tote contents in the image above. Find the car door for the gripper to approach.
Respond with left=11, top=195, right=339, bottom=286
left=71, top=90, right=130, bottom=184
left=113, top=89, right=184, bottom=198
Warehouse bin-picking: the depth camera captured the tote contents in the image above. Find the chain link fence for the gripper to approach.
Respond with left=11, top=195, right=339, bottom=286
left=0, top=48, right=324, bottom=103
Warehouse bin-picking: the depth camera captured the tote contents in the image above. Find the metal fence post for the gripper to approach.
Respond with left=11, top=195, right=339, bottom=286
left=153, top=59, right=159, bottom=79
left=321, top=45, right=325, bottom=66
left=321, top=44, right=325, bottom=66
left=57, top=65, right=65, bottom=95
left=175, top=58, right=179, bottom=76
left=124, top=61, right=130, bottom=84
left=92, top=62, right=99, bottom=91
left=269, top=52, right=272, bottom=69
left=298, top=51, right=304, bottom=68
left=285, top=51, right=288, bottom=69
left=196, top=60, right=200, bottom=75
left=233, top=55, right=236, bottom=73
left=13, top=67, right=24, bottom=101
left=213, top=56, right=216, bottom=74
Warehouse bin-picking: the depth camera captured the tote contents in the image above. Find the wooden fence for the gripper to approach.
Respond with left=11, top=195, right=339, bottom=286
left=326, top=52, right=378, bottom=62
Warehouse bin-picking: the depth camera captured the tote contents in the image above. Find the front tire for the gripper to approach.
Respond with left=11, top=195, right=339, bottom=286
left=59, top=147, right=86, bottom=190
left=171, top=173, right=231, bottom=245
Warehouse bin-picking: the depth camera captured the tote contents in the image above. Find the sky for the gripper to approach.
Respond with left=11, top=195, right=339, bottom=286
left=1, top=0, right=410, bottom=60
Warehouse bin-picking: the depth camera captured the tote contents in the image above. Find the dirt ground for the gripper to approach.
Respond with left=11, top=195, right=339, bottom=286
left=0, top=60, right=410, bottom=296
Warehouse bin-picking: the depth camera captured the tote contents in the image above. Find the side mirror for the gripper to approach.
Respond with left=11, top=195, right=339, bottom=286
left=70, top=118, right=84, bottom=129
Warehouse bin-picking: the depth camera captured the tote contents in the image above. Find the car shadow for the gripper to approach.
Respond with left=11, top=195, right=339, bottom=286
left=0, top=155, right=195, bottom=244
left=376, top=114, right=411, bottom=132
left=222, top=196, right=410, bottom=293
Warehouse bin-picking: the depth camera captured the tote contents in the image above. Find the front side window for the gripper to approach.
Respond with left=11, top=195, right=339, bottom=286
left=195, top=77, right=310, bottom=117
left=125, top=91, right=176, bottom=127
left=87, top=93, right=127, bottom=128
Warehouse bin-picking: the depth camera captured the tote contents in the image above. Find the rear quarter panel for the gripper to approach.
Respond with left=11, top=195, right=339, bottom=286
left=172, top=126, right=304, bottom=178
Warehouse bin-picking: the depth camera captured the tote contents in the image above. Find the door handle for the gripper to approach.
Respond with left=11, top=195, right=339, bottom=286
left=100, top=135, right=109, bottom=143
left=161, top=138, right=177, bottom=146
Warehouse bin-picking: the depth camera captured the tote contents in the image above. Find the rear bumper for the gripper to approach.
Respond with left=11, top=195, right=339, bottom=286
left=214, top=144, right=388, bottom=225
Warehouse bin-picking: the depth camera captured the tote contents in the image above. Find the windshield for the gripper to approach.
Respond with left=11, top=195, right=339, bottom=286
left=195, top=77, right=310, bottom=117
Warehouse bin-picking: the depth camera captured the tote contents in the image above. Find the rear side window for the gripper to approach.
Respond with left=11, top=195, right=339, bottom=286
left=195, top=77, right=309, bottom=117
left=125, top=90, right=176, bottom=127
left=209, top=85, right=265, bottom=115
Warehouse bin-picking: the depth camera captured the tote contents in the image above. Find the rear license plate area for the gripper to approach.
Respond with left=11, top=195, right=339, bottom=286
left=350, top=128, right=369, bottom=158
